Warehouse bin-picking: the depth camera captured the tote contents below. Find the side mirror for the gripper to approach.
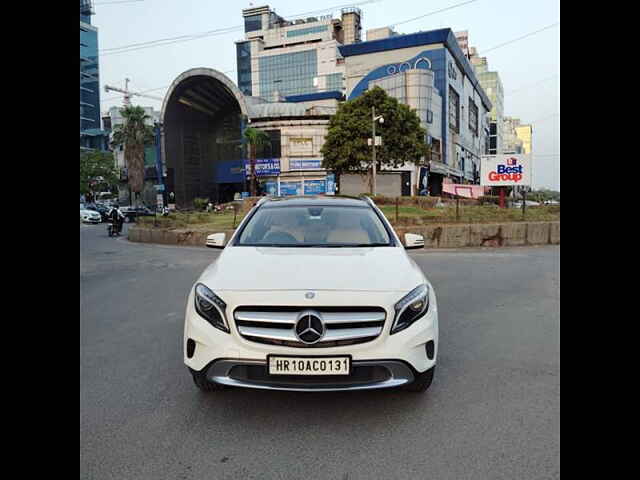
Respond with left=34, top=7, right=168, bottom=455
left=206, top=233, right=226, bottom=249
left=404, top=233, right=424, bottom=250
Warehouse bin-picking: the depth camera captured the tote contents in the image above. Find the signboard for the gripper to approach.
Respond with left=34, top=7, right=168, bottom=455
left=290, top=158, right=322, bottom=170
left=245, top=158, right=280, bottom=177
left=289, top=137, right=313, bottom=156
left=241, top=191, right=250, bottom=199
left=480, top=154, right=532, bottom=186
left=304, top=180, right=326, bottom=195
left=279, top=181, right=302, bottom=196
left=367, top=136, right=382, bottom=146
left=325, top=173, right=336, bottom=196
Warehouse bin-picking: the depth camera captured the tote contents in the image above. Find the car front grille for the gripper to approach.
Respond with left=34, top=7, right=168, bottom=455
left=233, top=306, right=387, bottom=348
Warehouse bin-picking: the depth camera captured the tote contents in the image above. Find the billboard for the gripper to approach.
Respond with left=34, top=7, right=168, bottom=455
left=480, top=154, right=532, bottom=186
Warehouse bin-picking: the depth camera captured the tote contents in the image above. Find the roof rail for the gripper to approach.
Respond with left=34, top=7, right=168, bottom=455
left=256, top=197, right=270, bottom=207
left=363, top=195, right=376, bottom=207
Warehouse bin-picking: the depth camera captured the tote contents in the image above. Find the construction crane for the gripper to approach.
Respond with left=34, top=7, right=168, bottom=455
left=104, top=78, right=163, bottom=106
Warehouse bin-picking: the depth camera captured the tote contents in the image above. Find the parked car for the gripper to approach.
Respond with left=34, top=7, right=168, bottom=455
left=80, top=207, right=102, bottom=224
left=85, top=203, right=109, bottom=222
left=122, top=205, right=155, bottom=223
left=184, top=196, right=438, bottom=393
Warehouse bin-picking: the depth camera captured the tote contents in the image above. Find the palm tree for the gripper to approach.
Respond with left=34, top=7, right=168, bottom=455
left=111, top=106, right=155, bottom=206
left=243, top=127, right=271, bottom=196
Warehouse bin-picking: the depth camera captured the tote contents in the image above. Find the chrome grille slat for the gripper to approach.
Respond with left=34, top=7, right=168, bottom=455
left=234, top=311, right=298, bottom=324
left=234, top=307, right=386, bottom=348
left=238, top=326, right=296, bottom=341
left=322, top=327, right=382, bottom=341
left=321, top=312, right=386, bottom=324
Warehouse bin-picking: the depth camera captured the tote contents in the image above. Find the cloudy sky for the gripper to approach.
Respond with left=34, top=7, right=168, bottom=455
left=92, top=0, right=559, bottom=190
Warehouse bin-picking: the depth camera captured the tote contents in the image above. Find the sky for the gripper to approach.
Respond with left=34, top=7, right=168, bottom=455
left=92, top=0, right=560, bottom=190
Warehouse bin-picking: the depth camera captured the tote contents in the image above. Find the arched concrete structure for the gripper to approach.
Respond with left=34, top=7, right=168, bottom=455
left=161, top=68, right=250, bottom=207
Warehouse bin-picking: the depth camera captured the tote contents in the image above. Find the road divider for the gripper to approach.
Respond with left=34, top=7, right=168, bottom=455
left=129, top=221, right=559, bottom=249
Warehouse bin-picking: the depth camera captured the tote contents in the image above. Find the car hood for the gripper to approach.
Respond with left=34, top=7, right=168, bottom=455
left=198, top=246, right=425, bottom=292
left=80, top=210, right=99, bottom=215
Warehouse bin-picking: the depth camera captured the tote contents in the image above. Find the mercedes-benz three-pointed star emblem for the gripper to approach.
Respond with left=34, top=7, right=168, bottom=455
left=294, top=311, right=325, bottom=344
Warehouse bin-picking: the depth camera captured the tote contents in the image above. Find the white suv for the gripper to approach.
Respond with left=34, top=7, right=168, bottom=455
left=183, top=196, right=438, bottom=393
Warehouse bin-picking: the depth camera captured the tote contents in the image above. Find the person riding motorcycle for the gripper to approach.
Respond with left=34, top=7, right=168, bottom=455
left=108, top=204, right=125, bottom=234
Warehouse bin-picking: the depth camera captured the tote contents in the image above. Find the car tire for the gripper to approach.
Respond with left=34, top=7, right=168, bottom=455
left=190, top=369, right=225, bottom=392
left=402, top=366, right=435, bottom=393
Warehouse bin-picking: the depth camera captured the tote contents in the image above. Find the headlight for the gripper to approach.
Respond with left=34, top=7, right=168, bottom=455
left=391, top=284, right=429, bottom=334
left=194, top=283, right=229, bottom=333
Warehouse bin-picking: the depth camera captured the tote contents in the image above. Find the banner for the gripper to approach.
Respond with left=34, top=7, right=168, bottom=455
left=304, top=180, right=326, bottom=195
left=245, top=158, right=280, bottom=177
left=280, top=181, right=302, bottom=196
left=480, top=155, right=532, bottom=186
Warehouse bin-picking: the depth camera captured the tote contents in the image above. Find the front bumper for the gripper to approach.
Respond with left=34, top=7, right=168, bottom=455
left=201, top=358, right=416, bottom=391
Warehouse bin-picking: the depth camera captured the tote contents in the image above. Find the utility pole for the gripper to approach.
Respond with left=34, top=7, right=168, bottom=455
left=371, top=106, right=384, bottom=196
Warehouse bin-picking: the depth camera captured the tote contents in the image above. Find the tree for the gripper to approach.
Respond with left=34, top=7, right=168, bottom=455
left=243, top=127, right=271, bottom=196
left=80, top=150, right=118, bottom=197
left=110, top=105, right=155, bottom=205
left=321, top=86, right=429, bottom=193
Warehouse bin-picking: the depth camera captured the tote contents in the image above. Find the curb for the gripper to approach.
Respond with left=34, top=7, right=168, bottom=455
left=129, top=221, right=559, bottom=249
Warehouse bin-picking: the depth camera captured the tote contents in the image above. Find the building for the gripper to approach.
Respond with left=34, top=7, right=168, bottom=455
left=454, top=31, right=470, bottom=58
left=515, top=123, right=533, bottom=154
left=80, top=0, right=107, bottom=151
left=339, top=27, right=492, bottom=195
left=502, top=116, right=524, bottom=154
left=235, top=5, right=362, bottom=100
left=103, top=105, right=163, bottom=205
left=160, top=68, right=341, bottom=207
left=466, top=45, right=504, bottom=155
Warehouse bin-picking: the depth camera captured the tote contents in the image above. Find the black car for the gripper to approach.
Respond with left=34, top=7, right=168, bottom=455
left=122, top=206, right=155, bottom=223
left=85, top=203, right=110, bottom=222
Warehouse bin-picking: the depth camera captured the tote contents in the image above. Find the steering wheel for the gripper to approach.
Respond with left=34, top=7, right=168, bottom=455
left=262, top=231, right=298, bottom=244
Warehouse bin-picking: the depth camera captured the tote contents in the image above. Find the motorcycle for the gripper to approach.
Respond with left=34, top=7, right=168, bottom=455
left=107, top=220, right=122, bottom=237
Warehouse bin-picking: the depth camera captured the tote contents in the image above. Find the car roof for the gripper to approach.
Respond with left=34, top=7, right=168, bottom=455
left=260, top=195, right=371, bottom=209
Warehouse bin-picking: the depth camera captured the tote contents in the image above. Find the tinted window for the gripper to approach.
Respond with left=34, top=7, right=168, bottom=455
left=237, top=206, right=392, bottom=247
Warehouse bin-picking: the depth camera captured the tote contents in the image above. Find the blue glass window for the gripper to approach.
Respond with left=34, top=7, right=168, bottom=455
left=236, top=42, right=252, bottom=96
left=244, top=15, right=262, bottom=33
left=259, top=50, right=317, bottom=98
left=286, top=25, right=328, bottom=38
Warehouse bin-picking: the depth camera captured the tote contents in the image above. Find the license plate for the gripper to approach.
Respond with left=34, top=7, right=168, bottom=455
left=268, top=356, right=351, bottom=375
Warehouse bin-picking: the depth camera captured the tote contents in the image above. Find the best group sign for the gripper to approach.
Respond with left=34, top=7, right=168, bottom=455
left=480, top=154, right=532, bottom=186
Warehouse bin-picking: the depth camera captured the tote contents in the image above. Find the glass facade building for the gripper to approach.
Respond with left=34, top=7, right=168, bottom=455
left=236, top=41, right=252, bottom=96
left=259, top=50, right=318, bottom=99
left=80, top=1, right=106, bottom=150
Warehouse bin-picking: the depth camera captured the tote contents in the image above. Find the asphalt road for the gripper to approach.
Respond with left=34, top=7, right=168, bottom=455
left=80, top=223, right=560, bottom=480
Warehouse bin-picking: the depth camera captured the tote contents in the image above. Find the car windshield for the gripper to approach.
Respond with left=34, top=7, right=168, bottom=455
left=236, top=205, right=392, bottom=247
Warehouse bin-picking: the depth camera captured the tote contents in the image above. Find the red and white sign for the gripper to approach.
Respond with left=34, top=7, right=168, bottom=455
left=480, top=155, right=532, bottom=186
